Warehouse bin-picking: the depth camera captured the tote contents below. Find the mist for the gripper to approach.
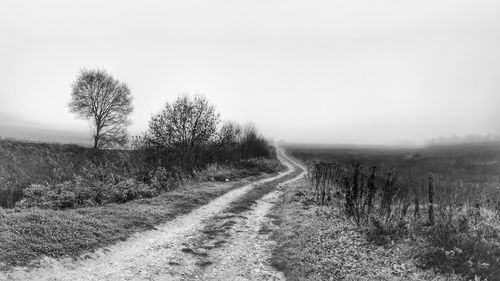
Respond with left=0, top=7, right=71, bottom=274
left=1, top=0, right=499, bottom=145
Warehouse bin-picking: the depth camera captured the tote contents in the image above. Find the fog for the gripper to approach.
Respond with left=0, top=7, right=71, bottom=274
left=1, top=0, right=499, bottom=145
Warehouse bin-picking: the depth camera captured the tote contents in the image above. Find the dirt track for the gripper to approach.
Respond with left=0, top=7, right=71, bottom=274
left=2, top=150, right=305, bottom=281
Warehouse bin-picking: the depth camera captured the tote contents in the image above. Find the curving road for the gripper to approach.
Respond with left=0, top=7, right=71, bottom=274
left=2, top=150, right=306, bottom=281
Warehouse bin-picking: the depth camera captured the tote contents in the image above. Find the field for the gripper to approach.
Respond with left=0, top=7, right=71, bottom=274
left=0, top=139, right=141, bottom=208
left=0, top=138, right=284, bottom=271
left=286, top=142, right=500, bottom=209
left=0, top=149, right=300, bottom=280
left=0, top=139, right=282, bottom=209
left=0, top=174, right=269, bottom=270
left=276, top=142, right=500, bottom=280
left=2, top=139, right=499, bottom=279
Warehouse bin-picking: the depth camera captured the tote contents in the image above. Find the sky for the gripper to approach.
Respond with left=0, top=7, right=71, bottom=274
left=0, top=0, right=499, bottom=145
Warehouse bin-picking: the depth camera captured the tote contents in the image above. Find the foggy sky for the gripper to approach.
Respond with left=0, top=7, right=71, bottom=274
left=1, top=0, right=499, bottom=145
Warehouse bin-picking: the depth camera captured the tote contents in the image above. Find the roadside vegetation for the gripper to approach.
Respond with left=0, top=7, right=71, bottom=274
left=267, top=179, right=462, bottom=280
left=0, top=70, right=282, bottom=270
left=281, top=142, right=500, bottom=280
left=0, top=175, right=270, bottom=270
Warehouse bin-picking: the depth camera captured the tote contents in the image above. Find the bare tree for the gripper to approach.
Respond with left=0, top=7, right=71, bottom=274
left=69, top=69, right=133, bottom=149
left=218, top=121, right=242, bottom=145
left=216, top=121, right=242, bottom=161
left=239, top=122, right=271, bottom=159
left=144, top=94, right=220, bottom=170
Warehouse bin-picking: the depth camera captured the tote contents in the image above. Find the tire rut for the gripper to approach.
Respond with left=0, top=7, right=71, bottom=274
left=185, top=153, right=307, bottom=280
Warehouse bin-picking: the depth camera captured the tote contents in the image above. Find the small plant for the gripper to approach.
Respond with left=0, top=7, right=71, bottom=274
left=379, top=172, right=399, bottom=222
left=148, top=167, right=184, bottom=192
left=428, top=176, right=435, bottom=225
left=417, top=206, right=500, bottom=280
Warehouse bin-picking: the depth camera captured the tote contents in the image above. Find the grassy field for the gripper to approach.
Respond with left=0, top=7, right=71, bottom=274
left=0, top=139, right=284, bottom=271
left=0, top=139, right=141, bottom=208
left=285, top=142, right=500, bottom=208
left=267, top=178, right=462, bottom=280
left=0, top=173, right=275, bottom=270
left=0, top=139, right=284, bottom=209
left=278, top=142, right=500, bottom=280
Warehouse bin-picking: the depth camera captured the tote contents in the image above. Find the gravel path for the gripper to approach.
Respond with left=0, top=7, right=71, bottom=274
left=2, top=151, right=303, bottom=281
left=189, top=156, right=307, bottom=281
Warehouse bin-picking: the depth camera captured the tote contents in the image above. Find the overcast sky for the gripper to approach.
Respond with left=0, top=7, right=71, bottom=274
left=1, top=0, right=499, bottom=145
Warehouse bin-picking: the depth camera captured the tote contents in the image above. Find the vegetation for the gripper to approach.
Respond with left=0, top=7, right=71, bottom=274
left=0, top=140, right=141, bottom=208
left=267, top=179, right=462, bottom=280
left=0, top=84, right=285, bottom=270
left=0, top=135, right=281, bottom=270
left=138, top=94, right=220, bottom=171
left=1, top=91, right=278, bottom=209
left=135, top=94, right=275, bottom=172
left=0, top=175, right=270, bottom=269
left=285, top=143, right=500, bottom=280
left=69, top=69, right=134, bottom=149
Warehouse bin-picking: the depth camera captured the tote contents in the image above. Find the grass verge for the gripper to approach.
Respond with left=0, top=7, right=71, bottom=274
left=0, top=174, right=269, bottom=271
left=266, top=179, right=463, bottom=281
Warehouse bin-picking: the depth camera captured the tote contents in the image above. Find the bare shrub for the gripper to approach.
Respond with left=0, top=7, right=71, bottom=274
left=140, top=94, right=220, bottom=171
left=136, top=95, right=276, bottom=173
left=417, top=206, right=500, bottom=280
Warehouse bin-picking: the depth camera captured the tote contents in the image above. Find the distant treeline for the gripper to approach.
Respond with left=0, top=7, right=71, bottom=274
left=425, top=134, right=500, bottom=146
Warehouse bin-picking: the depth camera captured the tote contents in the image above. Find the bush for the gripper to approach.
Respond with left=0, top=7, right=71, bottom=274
left=148, top=167, right=185, bottom=192
left=416, top=207, right=500, bottom=280
left=0, top=178, right=24, bottom=208
left=20, top=184, right=56, bottom=209
left=111, top=179, right=157, bottom=203
left=365, top=215, right=408, bottom=246
left=0, top=139, right=144, bottom=208
left=17, top=177, right=160, bottom=209
left=239, top=157, right=284, bottom=174
left=57, top=190, right=76, bottom=209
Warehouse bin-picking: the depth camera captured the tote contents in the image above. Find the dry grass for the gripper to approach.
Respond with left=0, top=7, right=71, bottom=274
left=267, top=180, right=463, bottom=281
left=0, top=175, right=266, bottom=271
left=0, top=138, right=285, bottom=271
left=0, top=139, right=285, bottom=208
left=285, top=142, right=500, bottom=280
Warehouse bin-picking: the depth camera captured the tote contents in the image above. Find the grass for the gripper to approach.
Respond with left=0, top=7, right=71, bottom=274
left=0, top=139, right=285, bottom=208
left=267, top=179, right=463, bottom=281
left=0, top=174, right=267, bottom=271
left=282, top=142, right=500, bottom=280
left=0, top=138, right=285, bottom=271
left=0, top=139, right=142, bottom=208
left=0, top=139, right=138, bottom=183
left=285, top=142, right=500, bottom=208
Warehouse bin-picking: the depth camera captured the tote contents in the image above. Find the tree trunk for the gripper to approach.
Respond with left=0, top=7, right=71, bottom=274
left=93, top=135, right=99, bottom=149
left=428, top=176, right=434, bottom=225
left=414, top=197, right=420, bottom=219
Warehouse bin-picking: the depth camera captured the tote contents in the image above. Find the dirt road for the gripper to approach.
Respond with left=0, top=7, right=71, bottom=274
left=2, top=151, right=305, bottom=281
